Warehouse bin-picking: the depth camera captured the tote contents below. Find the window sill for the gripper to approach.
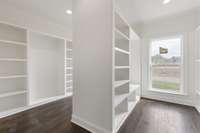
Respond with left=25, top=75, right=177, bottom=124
left=149, top=88, right=187, bottom=96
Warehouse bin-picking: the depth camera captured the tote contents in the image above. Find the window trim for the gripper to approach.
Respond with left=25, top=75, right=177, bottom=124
left=148, top=35, right=185, bottom=95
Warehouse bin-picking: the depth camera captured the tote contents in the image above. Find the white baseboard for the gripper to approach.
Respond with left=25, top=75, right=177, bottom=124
left=0, top=94, right=72, bottom=119
left=71, top=114, right=111, bottom=133
left=142, top=94, right=194, bottom=107
left=30, top=95, right=67, bottom=106
left=195, top=106, right=200, bottom=114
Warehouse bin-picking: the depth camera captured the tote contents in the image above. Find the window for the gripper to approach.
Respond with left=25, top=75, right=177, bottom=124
left=150, top=36, right=183, bottom=93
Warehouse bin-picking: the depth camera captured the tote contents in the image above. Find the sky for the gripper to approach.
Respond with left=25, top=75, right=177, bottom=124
left=151, top=37, right=181, bottom=58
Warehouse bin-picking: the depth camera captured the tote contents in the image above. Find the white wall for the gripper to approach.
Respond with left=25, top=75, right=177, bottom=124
left=0, top=2, right=72, bottom=40
left=139, top=9, right=199, bottom=106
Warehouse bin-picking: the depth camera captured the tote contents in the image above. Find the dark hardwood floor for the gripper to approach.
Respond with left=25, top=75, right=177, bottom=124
left=118, top=99, right=200, bottom=133
left=0, top=97, right=200, bottom=133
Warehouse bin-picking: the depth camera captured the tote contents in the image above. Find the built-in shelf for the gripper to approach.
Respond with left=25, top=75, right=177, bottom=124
left=115, top=12, right=130, bottom=38
left=0, top=58, right=27, bottom=62
left=115, top=112, right=127, bottom=130
left=114, top=93, right=128, bottom=107
left=115, top=66, right=130, bottom=69
left=0, top=22, right=27, bottom=113
left=128, top=97, right=139, bottom=112
left=113, top=11, right=141, bottom=133
left=114, top=84, right=140, bottom=108
left=114, top=80, right=129, bottom=88
left=114, top=98, right=139, bottom=132
left=0, top=22, right=74, bottom=116
left=0, top=75, right=27, bottom=79
left=115, top=29, right=130, bottom=41
left=0, top=90, right=27, bottom=98
left=130, top=84, right=140, bottom=92
left=115, top=50, right=129, bottom=67
left=0, top=39, right=27, bottom=46
left=115, top=47, right=130, bottom=55
left=66, top=40, right=73, bottom=95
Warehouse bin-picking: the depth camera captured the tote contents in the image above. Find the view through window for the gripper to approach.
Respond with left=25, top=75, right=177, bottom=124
left=150, top=36, right=182, bottom=92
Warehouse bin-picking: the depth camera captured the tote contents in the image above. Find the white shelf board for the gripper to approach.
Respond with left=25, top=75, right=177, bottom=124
left=115, top=29, right=130, bottom=41
left=115, top=112, right=127, bottom=130
left=115, top=66, right=130, bottom=69
left=115, top=47, right=130, bottom=55
left=115, top=11, right=131, bottom=30
left=195, top=59, right=200, bottom=63
left=0, top=39, right=26, bottom=46
left=196, top=89, right=200, bottom=96
left=66, top=67, right=73, bottom=69
left=130, top=84, right=140, bottom=92
left=128, top=98, right=139, bottom=112
left=114, top=93, right=128, bottom=107
left=114, top=98, right=140, bottom=132
left=66, top=58, right=72, bottom=60
left=66, top=80, right=73, bottom=83
left=114, top=80, right=129, bottom=88
left=0, top=58, right=27, bottom=62
left=66, top=49, right=72, bottom=51
left=0, top=75, right=27, bottom=79
left=0, top=90, right=27, bottom=98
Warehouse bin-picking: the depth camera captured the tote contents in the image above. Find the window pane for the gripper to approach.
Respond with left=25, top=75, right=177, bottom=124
left=151, top=37, right=182, bottom=92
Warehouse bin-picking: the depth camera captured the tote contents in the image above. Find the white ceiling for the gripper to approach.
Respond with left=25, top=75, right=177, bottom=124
left=116, top=0, right=200, bottom=25
left=1, top=0, right=72, bottom=28
left=1, top=0, right=200, bottom=29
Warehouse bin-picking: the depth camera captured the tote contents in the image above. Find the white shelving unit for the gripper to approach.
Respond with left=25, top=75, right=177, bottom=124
left=113, top=12, right=141, bottom=131
left=65, top=41, right=73, bottom=94
left=194, top=26, right=200, bottom=113
left=28, top=31, right=66, bottom=105
left=0, top=22, right=28, bottom=112
left=0, top=22, right=72, bottom=117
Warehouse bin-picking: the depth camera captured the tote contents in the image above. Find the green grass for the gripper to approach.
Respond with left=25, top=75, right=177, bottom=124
left=152, top=80, right=179, bottom=91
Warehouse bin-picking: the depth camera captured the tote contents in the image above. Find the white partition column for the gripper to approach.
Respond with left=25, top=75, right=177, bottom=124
left=72, top=0, right=141, bottom=133
left=72, top=0, right=113, bottom=132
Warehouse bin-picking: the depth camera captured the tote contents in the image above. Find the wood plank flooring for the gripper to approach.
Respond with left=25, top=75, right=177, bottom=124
left=0, top=97, right=199, bottom=133
left=118, top=99, right=200, bottom=133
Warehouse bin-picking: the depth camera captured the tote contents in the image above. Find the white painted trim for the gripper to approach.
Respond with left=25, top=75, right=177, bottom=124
left=149, top=88, right=187, bottom=96
left=148, top=35, right=185, bottom=93
left=29, top=95, right=66, bottom=106
left=0, top=90, right=27, bottom=98
left=0, top=94, right=72, bottom=119
left=142, top=94, right=194, bottom=107
left=71, top=115, right=111, bottom=133
left=0, top=21, right=72, bottom=42
left=195, top=106, right=200, bottom=114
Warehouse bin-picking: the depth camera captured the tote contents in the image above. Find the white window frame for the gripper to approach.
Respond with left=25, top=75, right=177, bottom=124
left=148, top=35, right=185, bottom=95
